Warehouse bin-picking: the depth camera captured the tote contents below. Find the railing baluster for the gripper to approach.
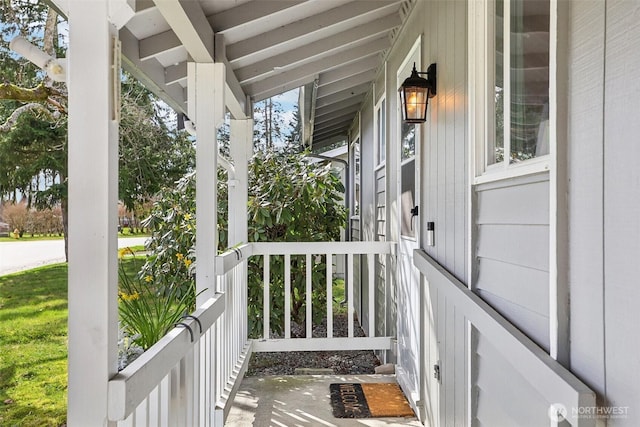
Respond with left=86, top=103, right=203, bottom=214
left=184, top=349, right=194, bottom=427
left=326, top=253, right=333, bottom=338
left=306, top=254, right=312, bottom=339
left=263, top=255, right=270, bottom=340
left=160, top=376, right=169, bottom=427
left=122, top=411, right=134, bottom=427
left=347, top=253, right=354, bottom=338
left=169, top=366, right=179, bottom=427
left=368, top=253, right=375, bottom=337
left=284, top=254, right=291, bottom=339
left=192, top=341, right=200, bottom=425
left=148, top=386, right=159, bottom=427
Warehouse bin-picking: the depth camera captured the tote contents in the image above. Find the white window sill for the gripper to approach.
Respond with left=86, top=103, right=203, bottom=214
left=473, top=156, right=550, bottom=185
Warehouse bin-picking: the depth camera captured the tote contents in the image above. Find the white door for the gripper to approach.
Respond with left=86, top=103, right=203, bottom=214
left=395, top=40, right=422, bottom=411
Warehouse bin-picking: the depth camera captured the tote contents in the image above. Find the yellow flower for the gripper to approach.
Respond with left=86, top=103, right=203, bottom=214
left=144, top=275, right=153, bottom=283
left=184, top=259, right=192, bottom=268
left=118, top=291, right=140, bottom=301
left=176, top=253, right=184, bottom=261
left=183, top=213, right=192, bottom=220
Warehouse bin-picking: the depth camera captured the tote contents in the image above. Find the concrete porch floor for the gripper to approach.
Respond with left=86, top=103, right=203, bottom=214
left=226, top=375, right=423, bottom=426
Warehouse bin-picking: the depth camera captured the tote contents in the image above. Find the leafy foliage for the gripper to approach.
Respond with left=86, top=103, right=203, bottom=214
left=140, top=169, right=229, bottom=297
left=117, top=250, right=197, bottom=351
left=119, top=73, right=195, bottom=210
left=247, top=151, right=346, bottom=336
left=141, top=151, right=347, bottom=337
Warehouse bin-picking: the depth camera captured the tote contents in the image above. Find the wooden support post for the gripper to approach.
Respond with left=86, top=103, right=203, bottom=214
left=228, top=119, right=253, bottom=247
left=188, top=62, right=225, bottom=306
left=67, top=2, right=119, bottom=425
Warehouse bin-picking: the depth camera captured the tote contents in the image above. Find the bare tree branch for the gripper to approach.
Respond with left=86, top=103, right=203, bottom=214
left=43, top=8, right=58, bottom=57
left=0, top=103, right=54, bottom=132
left=0, top=82, right=51, bottom=102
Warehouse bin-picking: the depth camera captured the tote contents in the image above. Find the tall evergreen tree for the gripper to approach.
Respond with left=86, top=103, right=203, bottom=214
left=0, top=1, right=195, bottom=258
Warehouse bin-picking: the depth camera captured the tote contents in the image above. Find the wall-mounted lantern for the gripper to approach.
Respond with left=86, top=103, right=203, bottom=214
left=399, top=63, right=437, bottom=123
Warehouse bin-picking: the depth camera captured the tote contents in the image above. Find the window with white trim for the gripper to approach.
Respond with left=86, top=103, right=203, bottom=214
left=475, top=0, right=552, bottom=180
left=375, top=98, right=386, bottom=166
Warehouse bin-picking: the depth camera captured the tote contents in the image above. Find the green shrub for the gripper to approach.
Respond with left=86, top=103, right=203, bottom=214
left=140, top=151, right=347, bottom=338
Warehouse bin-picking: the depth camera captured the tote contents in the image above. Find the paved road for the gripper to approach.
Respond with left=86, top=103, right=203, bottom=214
left=0, top=237, right=148, bottom=276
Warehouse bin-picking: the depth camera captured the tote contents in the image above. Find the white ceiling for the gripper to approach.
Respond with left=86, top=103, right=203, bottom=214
left=121, top=0, right=415, bottom=148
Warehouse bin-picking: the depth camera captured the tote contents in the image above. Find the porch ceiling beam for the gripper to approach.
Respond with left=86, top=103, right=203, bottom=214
left=136, top=1, right=310, bottom=61
left=314, top=104, right=360, bottom=125
left=250, top=74, right=317, bottom=103
left=243, top=37, right=387, bottom=99
left=139, top=29, right=182, bottom=61
left=318, top=55, right=380, bottom=86
left=215, top=36, right=248, bottom=118
left=235, top=15, right=399, bottom=83
left=313, top=126, right=348, bottom=141
left=316, top=69, right=376, bottom=99
left=207, top=0, right=306, bottom=33
left=313, top=119, right=354, bottom=135
left=152, top=0, right=214, bottom=63
left=165, top=61, right=187, bottom=85
left=314, top=113, right=354, bottom=129
left=315, top=95, right=365, bottom=116
left=312, top=124, right=353, bottom=140
left=133, top=0, right=155, bottom=13
left=159, top=49, right=247, bottom=117
left=315, top=83, right=369, bottom=108
left=226, top=1, right=401, bottom=62
left=120, top=27, right=186, bottom=113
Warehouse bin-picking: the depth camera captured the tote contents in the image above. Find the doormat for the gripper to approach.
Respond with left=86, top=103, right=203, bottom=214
left=329, top=383, right=415, bottom=418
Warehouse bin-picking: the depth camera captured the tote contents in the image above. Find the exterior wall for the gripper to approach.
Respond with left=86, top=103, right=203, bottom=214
left=566, top=0, right=606, bottom=404
left=568, top=0, right=640, bottom=423
left=354, top=0, right=640, bottom=424
left=359, top=96, right=376, bottom=332
left=474, top=173, right=551, bottom=351
left=365, top=0, right=469, bottom=419
left=419, top=0, right=469, bottom=283
left=380, top=0, right=469, bottom=283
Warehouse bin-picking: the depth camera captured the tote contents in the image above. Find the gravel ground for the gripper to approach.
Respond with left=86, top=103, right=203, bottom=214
left=246, top=314, right=381, bottom=376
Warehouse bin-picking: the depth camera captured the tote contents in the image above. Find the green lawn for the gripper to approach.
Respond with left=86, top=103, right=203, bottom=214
left=0, top=230, right=150, bottom=243
left=0, top=258, right=143, bottom=427
left=0, top=235, right=65, bottom=243
left=0, top=264, right=68, bottom=427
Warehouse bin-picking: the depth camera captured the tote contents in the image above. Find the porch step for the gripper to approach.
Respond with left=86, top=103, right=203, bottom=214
left=226, top=375, right=422, bottom=426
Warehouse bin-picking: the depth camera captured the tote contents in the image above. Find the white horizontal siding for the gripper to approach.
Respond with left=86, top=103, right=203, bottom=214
left=474, top=173, right=550, bottom=350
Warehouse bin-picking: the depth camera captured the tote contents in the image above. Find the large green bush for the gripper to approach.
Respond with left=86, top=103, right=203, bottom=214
left=138, top=150, right=347, bottom=338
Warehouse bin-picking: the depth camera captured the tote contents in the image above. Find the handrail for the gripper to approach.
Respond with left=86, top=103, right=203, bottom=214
left=216, top=243, right=253, bottom=274
left=108, top=294, right=225, bottom=421
left=413, top=249, right=595, bottom=422
left=251, top=240, right=394, bottom=255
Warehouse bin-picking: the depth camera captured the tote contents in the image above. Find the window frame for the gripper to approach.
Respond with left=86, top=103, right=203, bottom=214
left=375, top=97, right=387, bottom=170
left=471, top=0, right=557, bottom=185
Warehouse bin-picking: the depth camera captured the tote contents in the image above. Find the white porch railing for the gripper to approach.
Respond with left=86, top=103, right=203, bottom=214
left=251, top=241, right=395, bottom=352
left=107, top=241, right=395, bottom=425
left=107, top=246, right=252, bottom=426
